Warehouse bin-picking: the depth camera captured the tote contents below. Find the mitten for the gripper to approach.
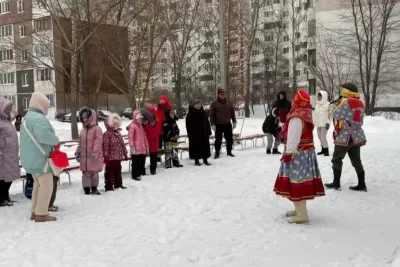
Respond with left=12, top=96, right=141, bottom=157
left=233, top=122, right=237, bottom=129
left=211, top=125, right=216, bottom=132
left=130, top=146, right=136, bottom=155
left=325, top=123, right=330, bottom=130
left=103, top=157, right=110, bottom=165
left=281, top=152, right=295, bottom=163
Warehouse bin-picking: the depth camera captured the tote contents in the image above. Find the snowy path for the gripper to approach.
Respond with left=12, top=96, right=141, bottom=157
left=1, top=118, right=400, bottom=266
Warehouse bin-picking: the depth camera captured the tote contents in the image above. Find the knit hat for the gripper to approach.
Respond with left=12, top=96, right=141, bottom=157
left=292, top=90, right=311, bottom=108
left=217, top=88, right=225, bottom=95
left=29, top=92, right=50, bottom=115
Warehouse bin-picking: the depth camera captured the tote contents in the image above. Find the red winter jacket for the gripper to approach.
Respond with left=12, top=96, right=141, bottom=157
left=144, top=106, right=161, bottom=153
left=102, top=114, right=127, bottom=161
left=156, top=95, right=172, bottom=134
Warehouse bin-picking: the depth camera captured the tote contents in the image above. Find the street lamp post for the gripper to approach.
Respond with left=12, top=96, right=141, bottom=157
left=219, top=0, right=226, bottom=91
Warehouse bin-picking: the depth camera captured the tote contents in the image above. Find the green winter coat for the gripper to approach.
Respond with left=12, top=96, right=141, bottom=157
left=20, top=108, right=59, bottom=175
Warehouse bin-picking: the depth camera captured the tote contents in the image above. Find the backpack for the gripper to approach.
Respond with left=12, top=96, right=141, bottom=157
left=24, top=173, right=34, bottom=199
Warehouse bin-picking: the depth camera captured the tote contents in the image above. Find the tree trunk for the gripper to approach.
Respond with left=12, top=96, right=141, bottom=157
left=244, top=60, right=251, bottom=118
left=70, top=0, right=79, bottom=140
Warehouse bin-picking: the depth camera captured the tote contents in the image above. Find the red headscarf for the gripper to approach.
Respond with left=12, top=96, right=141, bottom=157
left=156, top=96, right=172, bottom=133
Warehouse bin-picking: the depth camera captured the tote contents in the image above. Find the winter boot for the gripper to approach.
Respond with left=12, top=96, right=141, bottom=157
left=317, top=148, right=324, bottom=155
left=323, top=147, right=330, bottom=156
left=133, top=176, right=141, bottom=181
left=0, top=200, right=12, bottom=207
left=288, top=201, right=309, bottom=224
left=324, top=170, right=342, bottom=190
left=34, top=215, right=57, bottom=222
left=227, top=151, right=235, bottom=157
left=266, top=149, right=271, bottom=154
left=173, top=162, right=183, bottom=168
left=83, top=187, right=91, bottom=195
left=195, top=159, right=202, bottom=166
left=349, top=171, right=367, bottom=192
left=91, top=187, right=101, bottom=195
left=214, top=151, right=220, bottom=159
left=150, top=170, right=156, bottom=175
left=203, top=159, right=211, bottom=166
left=272, top=148, right=281, bottom=154
left=30, top=213, right=35, bottom=221
left=285, top=210, right=296, bottom=217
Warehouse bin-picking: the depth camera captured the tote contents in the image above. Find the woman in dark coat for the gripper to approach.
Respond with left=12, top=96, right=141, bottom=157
left=186, top=99, right=212, bottom=166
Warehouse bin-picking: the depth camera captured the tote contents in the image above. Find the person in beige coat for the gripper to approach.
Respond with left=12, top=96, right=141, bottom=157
left=313, top=91, right=333, bottom=156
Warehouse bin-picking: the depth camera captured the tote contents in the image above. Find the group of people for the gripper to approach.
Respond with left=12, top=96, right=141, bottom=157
left=0, top=88, right=239, bottom=222
left=273, top=83, right=367, bottom=224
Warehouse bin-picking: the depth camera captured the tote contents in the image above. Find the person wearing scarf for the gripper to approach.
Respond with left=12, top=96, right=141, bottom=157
left=325, top=83, right=367, bottom=192
left=273, top=90, right=325, bottom=224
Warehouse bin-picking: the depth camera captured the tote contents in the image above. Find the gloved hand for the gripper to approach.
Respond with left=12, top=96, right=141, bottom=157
left=211, top=125, right=216, bottom=132
left=130, top=146, right=136, bottom=155
left=103, top=157, right=110, bottom=165
left=90, top=155, right=96, bottom=162
left=233, top=122, right=237, bottom=129
left=281, top=152, right=295, bottom=163
left=325, top=123, right=330, bottom=130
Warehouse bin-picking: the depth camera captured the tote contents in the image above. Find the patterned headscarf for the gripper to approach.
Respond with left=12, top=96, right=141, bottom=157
left=286, top=90, right=313, bottom=125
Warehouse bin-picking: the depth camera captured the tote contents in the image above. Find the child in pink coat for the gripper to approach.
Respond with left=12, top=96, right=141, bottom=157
left=128, top=110, right=149, bottom=181
left=75, top=107, right=103, bottom=195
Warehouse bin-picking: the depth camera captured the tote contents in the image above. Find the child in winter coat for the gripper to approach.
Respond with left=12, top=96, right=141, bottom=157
left=103, top=113, right=128, bottom=191
left=143, top=106, right=160, bottom=175
left=75, top=107, right=103, bottom=195
left=128, top=110, right=149, bottom=181
left=163, top=109, right=183, bottom=168
left=14, top=115, right=22, bottom=132
left=262, top=108, right=281, bottom=154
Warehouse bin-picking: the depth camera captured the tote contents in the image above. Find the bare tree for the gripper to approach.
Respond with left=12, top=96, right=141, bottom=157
left=337, top=0, right=400, bottom=114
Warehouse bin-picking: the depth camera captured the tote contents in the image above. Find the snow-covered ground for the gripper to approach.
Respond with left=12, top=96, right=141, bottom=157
left=1, top=112, right=400, bottom=267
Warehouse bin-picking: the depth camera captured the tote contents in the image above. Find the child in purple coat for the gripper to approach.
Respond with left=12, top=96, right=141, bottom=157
left=75, top=107, right=103, bottom=195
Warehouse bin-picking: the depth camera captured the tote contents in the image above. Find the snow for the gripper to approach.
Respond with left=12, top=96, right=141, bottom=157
left=1, top=110, right=400, bottom=267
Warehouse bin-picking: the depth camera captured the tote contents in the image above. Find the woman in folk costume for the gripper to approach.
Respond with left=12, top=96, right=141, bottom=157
left=273, top=90, right=325, bottom=224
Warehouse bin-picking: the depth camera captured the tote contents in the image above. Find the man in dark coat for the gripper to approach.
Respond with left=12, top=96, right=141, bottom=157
left=209, top=88, right=237, bottom=159
left=262, top=108, right=281, bottom=154
left=186, top=99, right=212, bottom=166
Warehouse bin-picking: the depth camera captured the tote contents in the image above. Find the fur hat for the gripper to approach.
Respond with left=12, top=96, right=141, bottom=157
left=341, top=83, right=358, bottom=93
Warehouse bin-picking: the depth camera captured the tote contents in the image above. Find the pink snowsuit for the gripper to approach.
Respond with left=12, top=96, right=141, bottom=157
left=128, top=110, right=148, bottom=155
left=76, top=109, right=103, bottom=188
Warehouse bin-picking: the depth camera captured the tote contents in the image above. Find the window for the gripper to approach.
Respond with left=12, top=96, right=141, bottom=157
left=205, top=64, right=213, bottom=71
left=283, top=47, right=289, bottom=54
left=304, top=68, right=308, bottom=74
left=0, top=24, right=13, bottom=37
left=0, top=0, right=10, bottom=14
left=308, top=20, right=316, bottom=37
left=47, top=94, right=54, bottom=107
left=252, top=62, right=260, bottom=68
left=22, top=73, right=28, bottom=86
left=22, top=48, right=28, bottom=61
left=0, top=72, right=15, bottom=84
left=22, top=97, right=29, bottom=110
left=296, top=70, right=301, bottom=76
left=186, top=67, right=191, bottom=74
left=265, top=35, right=273, bottom=41
left=283, top=72, right=289, bottom=78
left=283, top=23, right=288, bottom=29
left=162, top=69, right=167, bottom=74
left=17, top=0, right=23, bottom=12
left=36, top=68, right=52, bottom=81
left=296, top=32, right=301, bottom=39
left=34, top=17, right=52, bottom=32
left=273, top=0, right=279, bottom=3
left=20, top=25, right=26, bottom=37
left=0, top=49, right=13, bottom=61
left=161, top=58, right=167, bottom=64
left=284, top=35, right=289, bottom=42
left=2, top=95, right=16, bottom=107
left=283, top=11, right=288, bottom=17
left=35, top=44, right=51, bottom=57
left=162, top=79, right=168, bottom=84
left=252, top=50, right=259, bottom=56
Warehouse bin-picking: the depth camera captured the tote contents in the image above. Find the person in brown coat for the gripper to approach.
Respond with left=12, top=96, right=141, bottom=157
left=209, top=88, right=237, bottom=159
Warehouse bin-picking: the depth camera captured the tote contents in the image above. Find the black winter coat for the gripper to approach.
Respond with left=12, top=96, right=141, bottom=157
left=262, top=115, right=279, bottom=136
left=186, top=106, right=212, bottom=160
left=272, top=90, right=292, bottom=114
left=163, top=112, right=180, bottom=143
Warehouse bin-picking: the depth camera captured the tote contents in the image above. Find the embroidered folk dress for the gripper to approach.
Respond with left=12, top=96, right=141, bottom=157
left=273, top=117, right=325, bottom=201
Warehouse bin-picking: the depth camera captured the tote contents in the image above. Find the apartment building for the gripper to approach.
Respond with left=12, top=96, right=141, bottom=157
left=0, top=0, right=129, bottom=116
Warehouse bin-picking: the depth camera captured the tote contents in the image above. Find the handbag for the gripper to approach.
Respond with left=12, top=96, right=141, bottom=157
left=22, top=121, right=68, bottom=176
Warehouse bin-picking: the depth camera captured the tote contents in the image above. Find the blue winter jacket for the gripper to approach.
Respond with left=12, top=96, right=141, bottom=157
left=20, top=108, right=59, bottom=174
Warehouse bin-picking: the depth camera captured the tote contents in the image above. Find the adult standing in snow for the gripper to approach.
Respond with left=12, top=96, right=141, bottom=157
left=186, top=98, right=212, bottom=166
left=75, top=107, right=103, bottom=195
left=0, top=97, right=19, bottom=207
left=20, top=92, right=60, bottom=222
left=313, top=91, right=333, bottom=156
left=272, top=90, right=292, bottom=123
left=273, top=90, right=325, bottom=224
left=209, top=89, right=237, bottom=159
left=325, top=83, right=367, bottom=192
left=156, top=96, right=172, bottom=161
